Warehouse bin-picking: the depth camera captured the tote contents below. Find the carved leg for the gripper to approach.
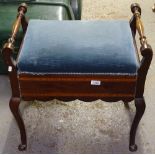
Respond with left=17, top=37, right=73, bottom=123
left=9, top=97, right=27, bottom=151
left=129, top=98, right=146, bottom=152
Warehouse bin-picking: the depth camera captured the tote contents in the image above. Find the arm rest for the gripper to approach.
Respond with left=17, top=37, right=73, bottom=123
left=2, top=3, right=28, bottom=97
left=130, top=3, right=153, bottom=97
left=2, top=3, right=28, bottom=67
left=131, top=3, right=150, bottom=49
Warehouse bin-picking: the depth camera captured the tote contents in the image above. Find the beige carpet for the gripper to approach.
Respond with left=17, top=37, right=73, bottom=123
left=3, top=0, right=155, bottom=153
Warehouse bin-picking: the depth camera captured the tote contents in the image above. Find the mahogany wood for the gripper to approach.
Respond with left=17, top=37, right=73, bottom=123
left=19, top=74, right=137, bottom=100
left=9, top=97, right=27, bottom=151
left=129, top=98, right=146, bottom=152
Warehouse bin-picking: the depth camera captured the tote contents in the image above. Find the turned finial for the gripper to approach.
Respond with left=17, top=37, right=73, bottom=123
left=18, top=3, right=28, bottom=14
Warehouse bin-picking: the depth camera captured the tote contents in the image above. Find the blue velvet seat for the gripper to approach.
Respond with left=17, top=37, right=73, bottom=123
left=17, top=20, right=140, bottom=75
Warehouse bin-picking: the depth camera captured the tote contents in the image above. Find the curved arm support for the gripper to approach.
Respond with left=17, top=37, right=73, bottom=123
left=5, top=3, right=28, bottom=51
left=2, top=3, right=28, bottom=65
left=2, top=3, right=28, bottom=97
left=130, top=3, right=153, bottom=98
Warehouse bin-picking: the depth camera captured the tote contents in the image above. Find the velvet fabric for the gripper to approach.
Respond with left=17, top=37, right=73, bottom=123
left=17, top=20, right=140, bottom=75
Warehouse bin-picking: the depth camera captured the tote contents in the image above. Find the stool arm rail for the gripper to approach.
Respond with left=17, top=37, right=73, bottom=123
left=2, top=3, right=28, bottom=67
left=2, top=3, right=28, bottom=97
left=130, top=3, right=153, bottom=97
left=131, top=3, right=147, bottom=48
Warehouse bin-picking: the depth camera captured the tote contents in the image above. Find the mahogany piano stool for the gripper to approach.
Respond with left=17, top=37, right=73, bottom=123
left=2, top=3, right=153, bottom=152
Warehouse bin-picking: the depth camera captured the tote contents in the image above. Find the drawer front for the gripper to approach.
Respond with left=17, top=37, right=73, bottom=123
left=19, top=74, right=137, bottom=101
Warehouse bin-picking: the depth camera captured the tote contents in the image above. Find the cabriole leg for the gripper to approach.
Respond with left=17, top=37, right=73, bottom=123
left=9, top=97, right=27, bottom=151
left=129, top=98, right=146, bottom=152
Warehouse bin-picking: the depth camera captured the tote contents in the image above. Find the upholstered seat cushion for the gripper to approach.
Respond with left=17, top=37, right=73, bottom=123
left=17, top=20, right=139, bottom=75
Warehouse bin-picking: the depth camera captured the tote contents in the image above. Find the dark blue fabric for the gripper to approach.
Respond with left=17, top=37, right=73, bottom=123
left=17, top=20, right=139, bottom=75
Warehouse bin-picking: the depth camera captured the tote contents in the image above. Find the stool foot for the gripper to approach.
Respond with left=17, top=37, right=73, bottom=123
left=18, top=144, right=27, bottom=151
left=129, top=144, right=138, bottom=152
